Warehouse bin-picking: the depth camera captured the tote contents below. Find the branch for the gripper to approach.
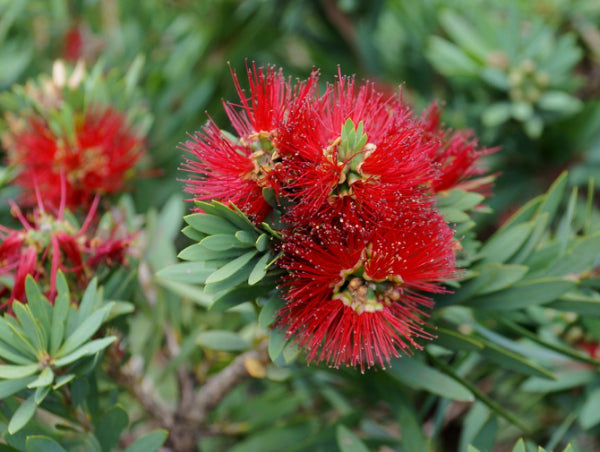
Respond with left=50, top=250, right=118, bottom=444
left=188, top=340, right=270, bottom=425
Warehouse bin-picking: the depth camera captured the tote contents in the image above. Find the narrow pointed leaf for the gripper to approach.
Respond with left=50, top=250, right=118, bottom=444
left=336, top=425, right=369, bottom=452
left=248, top=253, right=271, bottom=285
left=205, top=251, right=257, bottom=284
left=184, top=213, right=238, bottom=235
left=13, top=302, right=45, bottom=351
left=200, top=234, right=244, bottom=251
left=123, top=429, right=168, bottom=452
left=465, top=278, right=576, bottom=310
left=8, top=392, right=36, bottom=434
left=50, top=272, right=71, bottom=356
left=54, top=336, right=116, bottom=367
left=388, top=358, right=473, bottom=402
left=156, top=262, right=213, bottom=284
left=57, top=305, right=112, bottom=358
left=25, top=436, right=67, bottom=452
left=196, top=331, right=249, bottom=351
left=0, top=376, right=36, bottom=398
left=0, top=363, right=38, bottom=379
left=27, top=367, right=54, bottom=388
left=34, top=385, right=50, bottom=404
left=211, top=284, right=271, bottom=311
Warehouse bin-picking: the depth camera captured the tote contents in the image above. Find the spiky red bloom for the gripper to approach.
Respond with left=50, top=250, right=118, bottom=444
left=277, top=206, right=456, bottom=370
left=419, top=103, right=495, bottom=193
left=5, top=106, right=144, bottom=210
left=277, top=73, right=435, bottom=224
left=182, top=64, right=318, bottom=222
left=0, top=193, right=133, bottom=310
left=181, top=122, right=273, bottom=222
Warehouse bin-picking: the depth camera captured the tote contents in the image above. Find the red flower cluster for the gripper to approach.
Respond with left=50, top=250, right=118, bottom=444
left=182, top=65, right=492, bottom=370
left=3, top=106, right=144, bottom=210
left=0, top=186, right=133, bottom=310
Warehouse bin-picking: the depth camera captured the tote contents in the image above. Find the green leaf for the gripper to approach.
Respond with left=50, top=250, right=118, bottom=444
left=429, top=355, right=529, bottom=431
left=509, top=214, right=549, bottom=264
left=336, top=425, right=369, bottom=452
left=396, top=396, right=427, bottom=452
left=95, top=405, right=129, bottom=452
left=1, top=320, right=38, bottom=359
left=0, top=363, right=38, bottom=379
left=210, top=284, right=270, bottom=311
left=536, top=172, right=568, bottom=223
left=157, top=279, right=212, bottom=308
left=512, top=438, right=527, bottom=452
left=427, top=36, right=479, bottom=76
left=255, top=234, right=269, bottom=252
left=12, top=302, right=45, bottom=352
left=76, top=278, right=99, bottom=327
left=0, top=340, right=34, bottom=365
left=178, top=243, right=242, bottom=261
left=542, top=233, right=600, bottom=277
left=479, top=339, right=555, bottom=379
left=248, top=253, right=271, bottom=285
left=537, top=91, right=582, bottom=114
left=34, top=385, right=50, bottom=404
left=268, top=328, right=287, bottom=362
left=439, top=9, right=490, bottom=61
left=0, top=375, right=36, bottom=398
left=25, top=436, right=67, bottom=452
left=27, top=367, right=53, bottom=388
left=123, top=429, right=168, bottom=452
left=53, top=374, right=75, bottom=390
left=56, top=306, right=112, bottom=358
left=51, top=272, right=71, bottom=356
left=522, top=370, right=595, bottom=393
left=388, top=358, right=473, bottom=402
left=435, top=328, right=484, bottom=351
left=205, top=251, right=258, bottom=284
left=258, top=294, right=285, bottom=329
left=549, top=290, right=600, bottom=315
left=196, top=331, right=249, bottom=352
left=579, top=387, right=600, bottom=429
left=200, top=234, right=244, bottom=251
left=24, top=276, right=51, bottom=343
left=482, top=102, right=512, bottom=127
left=197, top=201, right=256, bottom=232
left=479, top=221, right=534, bottom=263
left=156, top=262, right=214, bottom=284
left=181, top=225, right=205, bottom=242
left=465, top=278, right=576, bottom=310
left=53, top=336, right=116, bottom=367
left=8, top=392, right=36, bottom=434
left=442, top=263, right=529, bottom=305
left=235, top=230, right=258, bottom=245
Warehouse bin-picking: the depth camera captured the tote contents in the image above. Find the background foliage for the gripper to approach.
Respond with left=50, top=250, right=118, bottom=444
left=1, top=0, right=600, bottom=451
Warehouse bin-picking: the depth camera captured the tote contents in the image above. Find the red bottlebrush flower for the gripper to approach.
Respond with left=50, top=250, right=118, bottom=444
left=4, top=106, right=144, bottom=210
left=419, top=103, right=496, bottom=194
left=181, top=121, right=273, bottom=223
left=277, top=206, right=456, bottom=371
left=181, top=64, right=318, bottom=222
left=277, top=72, right=435, bottom=224
left=0, top=190, right=133, bottom=309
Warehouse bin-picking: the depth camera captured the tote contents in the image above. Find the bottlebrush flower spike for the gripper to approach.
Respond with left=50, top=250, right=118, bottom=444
left=419, top=102, right=496, bottom=194
left=0, top=186, right=133, bottom=310
left=0, top=60, right=150, bottom=210
left=277, top=206, right=456, bottom=371
left=5, top=107, right=144, bottom=209
left=277, top=72, right=435, bottom=224
left=181, top=63, right=318, bottom=223
left=177, top=64, right=493, bottom=371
